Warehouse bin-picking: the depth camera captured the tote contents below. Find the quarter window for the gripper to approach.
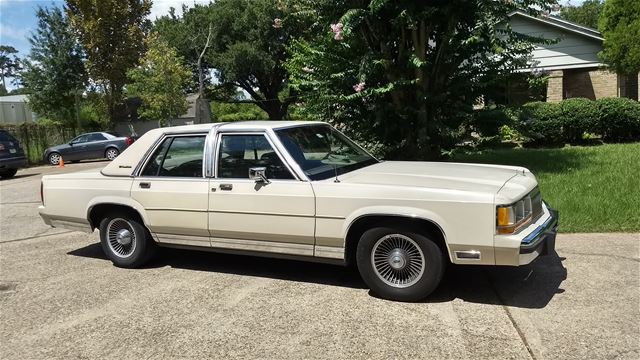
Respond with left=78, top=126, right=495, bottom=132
left=217, top=134, right=294, bottom=179
left=141, top=135, right=206, bottom=177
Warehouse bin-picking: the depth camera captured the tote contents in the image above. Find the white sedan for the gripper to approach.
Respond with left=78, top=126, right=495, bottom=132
left=39, top=121, right=558, bottom=301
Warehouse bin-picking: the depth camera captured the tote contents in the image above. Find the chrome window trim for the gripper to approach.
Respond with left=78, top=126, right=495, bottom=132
left=134, top=132, right=209, bottom=178
left=212, top=131, right=302, bottom=181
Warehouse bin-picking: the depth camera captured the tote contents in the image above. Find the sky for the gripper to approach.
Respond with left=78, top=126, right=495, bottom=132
left=0, top=0, right=586, bottom=90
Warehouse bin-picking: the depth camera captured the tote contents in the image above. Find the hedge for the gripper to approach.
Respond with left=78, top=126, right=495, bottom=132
left=473, top=97, right=640, bottom=147
left=595, top=97, right=640, bottom=142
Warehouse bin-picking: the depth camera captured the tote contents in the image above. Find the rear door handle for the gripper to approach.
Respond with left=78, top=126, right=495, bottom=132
left=219, top=184, right=233, bottom=191
left=139, top=182, right=151, bottom=189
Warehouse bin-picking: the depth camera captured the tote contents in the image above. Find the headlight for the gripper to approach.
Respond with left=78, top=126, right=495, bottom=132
left=496, top=194, right=535, bottom=234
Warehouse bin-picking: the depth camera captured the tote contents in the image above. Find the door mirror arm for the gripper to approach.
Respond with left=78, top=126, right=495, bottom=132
left=249, top=167, right=270, bottom=184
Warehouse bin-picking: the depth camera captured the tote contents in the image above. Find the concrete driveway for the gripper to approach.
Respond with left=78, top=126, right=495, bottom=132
left=1, top=162, right=638, bottom=359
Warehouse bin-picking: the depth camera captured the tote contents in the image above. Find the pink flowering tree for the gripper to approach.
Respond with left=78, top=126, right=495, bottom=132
left=286, top=0, right=556, bottom=159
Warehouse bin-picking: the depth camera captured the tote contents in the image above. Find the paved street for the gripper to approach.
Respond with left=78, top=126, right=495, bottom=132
left=1, top=163, right=639, bottom=359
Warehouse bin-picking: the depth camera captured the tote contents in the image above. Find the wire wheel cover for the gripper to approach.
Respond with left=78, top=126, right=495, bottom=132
left=371, top=234, right=425, bottom=288
left=106, top=218, right=136, bottom=258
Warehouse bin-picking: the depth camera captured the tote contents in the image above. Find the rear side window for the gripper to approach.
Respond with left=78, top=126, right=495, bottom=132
left=87, top=133, right=107, bottom=141
left=141, top=135, right=206, bottom=177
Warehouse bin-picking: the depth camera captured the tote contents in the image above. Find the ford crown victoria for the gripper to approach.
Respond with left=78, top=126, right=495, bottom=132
left=39, top=121, right=558, bottom=301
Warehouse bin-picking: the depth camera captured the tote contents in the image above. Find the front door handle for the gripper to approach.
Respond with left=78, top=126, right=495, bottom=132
left=219, top=183, right=233, bottom=191
left=139, top=182, right=151, bottom=189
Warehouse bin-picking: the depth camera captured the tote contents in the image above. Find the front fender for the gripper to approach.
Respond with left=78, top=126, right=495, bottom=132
left=341, top=205, right=452, bottom=250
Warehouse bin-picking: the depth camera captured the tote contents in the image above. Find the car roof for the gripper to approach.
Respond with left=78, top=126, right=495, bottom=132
left=154, top=120, right=326, bottom=134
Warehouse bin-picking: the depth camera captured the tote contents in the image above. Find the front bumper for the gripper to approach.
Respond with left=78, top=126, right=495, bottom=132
left=494, top=204, right=559, bottom=266
left=0, top=155, right=27, bottom=170
left=519, top=208, right=558, bottom=256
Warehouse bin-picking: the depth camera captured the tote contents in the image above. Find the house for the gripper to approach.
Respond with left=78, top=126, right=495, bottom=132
left=114, top=93, right=212, bottom=136
left=0, top=95, right=36, bottom=124
left=508, top=10, right=639, bottom=102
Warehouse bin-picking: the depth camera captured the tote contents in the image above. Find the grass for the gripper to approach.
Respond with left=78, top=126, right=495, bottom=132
left=453, top=143, right=640, bottom=233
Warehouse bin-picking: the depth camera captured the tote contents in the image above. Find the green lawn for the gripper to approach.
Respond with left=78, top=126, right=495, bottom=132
left=453, top=143, right=640, bottom=233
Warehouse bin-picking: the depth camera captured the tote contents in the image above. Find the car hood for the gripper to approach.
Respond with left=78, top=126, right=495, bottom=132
left=337, top=161, right=531, bottom=195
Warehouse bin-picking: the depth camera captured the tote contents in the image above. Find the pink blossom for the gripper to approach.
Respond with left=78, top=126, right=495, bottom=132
left=272, top=18, right=283, bottom=28
left=330, top=22, right=344, bottom=41
left=353, top=82, right=365, bottom=93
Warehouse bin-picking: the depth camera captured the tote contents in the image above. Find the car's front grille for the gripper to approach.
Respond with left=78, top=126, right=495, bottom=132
left=530, top=188, right=543, bottom=223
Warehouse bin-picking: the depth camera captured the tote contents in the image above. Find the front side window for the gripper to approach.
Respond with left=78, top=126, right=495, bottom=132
left=141, top=135, right=205, bottom=177
left=71, top=134, right=90, bottom=144
left=217, top=134, right=294, bottom=179
left=275, top=125, right=377, bottom=180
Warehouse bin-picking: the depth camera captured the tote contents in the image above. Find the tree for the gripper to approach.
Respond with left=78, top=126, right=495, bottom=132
left=155, top=0, right=312, bottom=120
left=287, top=0, right=555, bottom=159
left=127, top=34, right=191, bottom=127
left=154, top=5, right=214, bottom=95
left=66, top=0, right=151, bottom=123
left=21, top=6, right=86, bottom=125
left=559, top=0, right=604, bottom=29
left=598, top=0, right=640, bottom=75
left=0, top=45, right=21, bottom=89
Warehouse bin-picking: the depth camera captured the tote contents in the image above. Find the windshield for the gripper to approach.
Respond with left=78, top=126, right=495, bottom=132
left=275, top=125, right=378, bottom=181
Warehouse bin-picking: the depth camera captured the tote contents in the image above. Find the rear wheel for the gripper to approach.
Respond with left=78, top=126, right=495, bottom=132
left=356, top=226, right=445, bottom=302
left=0, top=168, right=18, bottom=178
left=99, top=212, right=156, bottom=268
left=48, top=152, right=61, bottom=165
left=105, top=148, right=119, bottom=161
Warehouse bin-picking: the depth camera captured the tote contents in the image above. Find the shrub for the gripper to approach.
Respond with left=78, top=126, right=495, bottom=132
left=517, top=101, right=563, bottom=146
left=595, top=98, right=640, bottom=142
left=471, top=106, right=515, bottom=137
left=558, top=98, right=598, bottom=144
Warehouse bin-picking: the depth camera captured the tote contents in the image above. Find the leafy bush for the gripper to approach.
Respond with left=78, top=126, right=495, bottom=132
left=558, top=98, right=598, bottom=143
left=595, top=97, right=640, bottom=142
left=471, top=107, right=515, bottom=136
left=517, top=101, right=563, bottom=146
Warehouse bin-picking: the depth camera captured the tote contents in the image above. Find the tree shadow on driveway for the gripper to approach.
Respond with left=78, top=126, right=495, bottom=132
left=68, top=243, right=566, bottom=309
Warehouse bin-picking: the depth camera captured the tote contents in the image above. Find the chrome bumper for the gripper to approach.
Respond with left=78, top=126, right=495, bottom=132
left=519, top=207, right=558, bottom=255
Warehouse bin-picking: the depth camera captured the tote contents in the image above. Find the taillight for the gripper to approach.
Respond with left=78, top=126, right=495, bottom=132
left=125, top=137, right=133, bottom=146
left=40, top=181, right=44, bottom=205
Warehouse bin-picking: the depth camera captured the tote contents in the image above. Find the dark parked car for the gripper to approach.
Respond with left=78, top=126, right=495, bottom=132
left=44, top=132, right=134, bottom=165
left=0, top=130, right=27, bottom=179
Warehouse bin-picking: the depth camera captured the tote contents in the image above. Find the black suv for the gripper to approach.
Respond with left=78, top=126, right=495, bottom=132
left=0, top=130, right=27, bottom=179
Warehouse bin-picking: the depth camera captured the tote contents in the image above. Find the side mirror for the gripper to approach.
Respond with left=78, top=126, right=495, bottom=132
left=249, top=167, right=270, bottom=184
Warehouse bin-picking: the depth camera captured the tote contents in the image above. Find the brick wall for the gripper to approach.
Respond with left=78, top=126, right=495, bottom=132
left=590, top=70, right=619, bottom=99
left=546, top=70, right=564, bottom=102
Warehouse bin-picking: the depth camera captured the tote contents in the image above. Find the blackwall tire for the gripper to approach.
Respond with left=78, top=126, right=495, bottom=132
left=99, top=212, right=156, bottom=268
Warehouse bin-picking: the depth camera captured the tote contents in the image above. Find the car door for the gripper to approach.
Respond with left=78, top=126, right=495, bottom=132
left=64, top=134, right=92, bottom=161
left=131, top=133, right=210, bottom=247
left=85, top=133, right=108, bottom=159
left=208, top=132, right=316, bottom=256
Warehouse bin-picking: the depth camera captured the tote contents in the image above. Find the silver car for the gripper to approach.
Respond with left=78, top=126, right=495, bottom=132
left=43, top=132, right=134, bottom=165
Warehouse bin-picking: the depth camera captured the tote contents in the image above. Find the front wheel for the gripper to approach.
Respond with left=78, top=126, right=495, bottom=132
left=356, top=227, right=445, bottom=302
left=105, top=147, right=119, bottom=161
left=99, top=213, right=156, bottom=268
